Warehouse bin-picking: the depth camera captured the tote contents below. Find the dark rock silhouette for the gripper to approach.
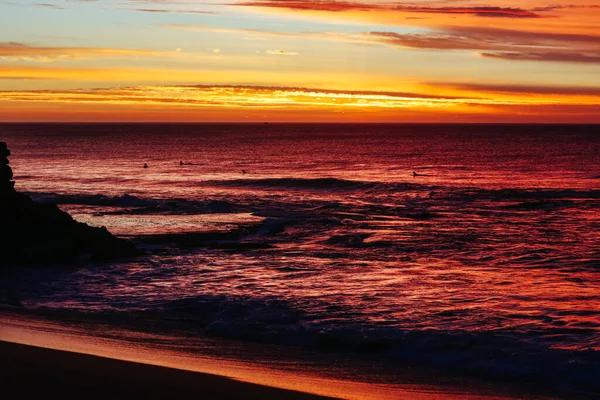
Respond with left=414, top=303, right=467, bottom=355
left=1, top=142, right=14, bottom=193
left=0, top=142, right=139, bottom=267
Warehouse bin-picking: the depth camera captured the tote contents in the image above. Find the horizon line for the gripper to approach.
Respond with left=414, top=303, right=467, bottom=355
left=1, top=121, right=600, bottom=125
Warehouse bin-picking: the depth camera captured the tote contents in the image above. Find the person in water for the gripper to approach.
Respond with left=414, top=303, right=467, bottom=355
left=242, top=169, right=247, bottom=174
left=412, top=171, right=418, bottom=177
left=144, top=163, right=148, bottom=168
left=180, top=161, right=184, bottom=166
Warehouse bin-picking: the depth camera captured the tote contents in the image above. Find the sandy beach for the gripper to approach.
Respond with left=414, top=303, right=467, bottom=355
left=0, top=312, right=557, bottom=400
left=0, top=340, right=336, bottom=399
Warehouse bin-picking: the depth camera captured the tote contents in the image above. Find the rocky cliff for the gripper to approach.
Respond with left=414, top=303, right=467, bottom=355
left=1, top=141, right=139, bottom=267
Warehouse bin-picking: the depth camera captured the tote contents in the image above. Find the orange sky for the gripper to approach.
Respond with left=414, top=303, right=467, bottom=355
left=1, top=0, right=599, bottom=122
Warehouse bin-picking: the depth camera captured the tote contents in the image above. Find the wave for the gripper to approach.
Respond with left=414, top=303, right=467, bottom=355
left=202, top=177, right=384, bottom=191
left=502, top=199, right=576, bottom=210
left=29, top=193, right=159, bottom=208
left=486, top=188, right=600, bottom=200
left=135, top=220, right=273, bottom=249
left=15, top=298, right=600, bottom=398
left=26, top=180, right=600, bottom=209
left=202, top=177, right=600, bottom=201
left=26, top=192, right=242, bottom=216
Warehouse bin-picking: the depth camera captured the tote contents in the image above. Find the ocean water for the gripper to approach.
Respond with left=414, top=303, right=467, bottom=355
left=1, top=123, right=599, bottom=397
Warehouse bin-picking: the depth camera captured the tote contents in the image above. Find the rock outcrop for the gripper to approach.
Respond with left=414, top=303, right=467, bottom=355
left=0, top=142, right=14, bottom=192
left=0, top=141, right=139, bottom=267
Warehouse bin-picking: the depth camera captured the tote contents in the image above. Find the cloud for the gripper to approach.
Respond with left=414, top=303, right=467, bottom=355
left=1, top=2, right=67, bottom=9
left=234, top=1, right=568, bottom=18
left=0, top=42, right=167, bottom=62
left=160, top=24, right=300, bottom=38
left=235, top=0, right=381, bottom=13
left=368, top=26, right=600, bottom=50
left=392, top=6, right=542, bottom=18
left=0, top=85, right=465, bottom=109
left=133, top=8, right=217, bottom=15
left=1, top=84, right=598, bottom=122
left=162, top=23, right=600, bottom=64
left=367, top=26, right=600, bottom=64
left=1, top=84, right=597, bottom=111
left=266, top=49, right=299, bottom=55
left=481, top=51, right=600, bottom=64
left=160, top=24, right=370, bottom=46
left=432, top=82, right=600, bottom=97
left=369, top=31, right=493, bottom=51
left=36, top=3, right=66, bottom=9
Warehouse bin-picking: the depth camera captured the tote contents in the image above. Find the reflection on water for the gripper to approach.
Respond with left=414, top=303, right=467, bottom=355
left=65, top=206, right=263, bottom=236
left=1, top=123, right=599, bottom=397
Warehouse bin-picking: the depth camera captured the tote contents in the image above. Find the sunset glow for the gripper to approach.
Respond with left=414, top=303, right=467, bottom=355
left=1, top=0, right=599, bottom=122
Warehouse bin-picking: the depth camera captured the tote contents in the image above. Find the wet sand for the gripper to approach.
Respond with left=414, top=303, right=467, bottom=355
left=0, top=312, right=554, bottom=400
left=0, top=340, right=334, bottom=399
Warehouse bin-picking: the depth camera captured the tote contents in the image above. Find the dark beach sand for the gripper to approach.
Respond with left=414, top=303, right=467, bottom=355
left=0, top=313, right=556, bottom=400
left=0, top=341, right=336, bottom=400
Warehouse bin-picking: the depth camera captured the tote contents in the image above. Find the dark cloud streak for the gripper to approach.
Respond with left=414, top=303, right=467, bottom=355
left=482, top=51, right=600, bottom=63
left=367, top=27, right=600, bottom=64
left=234, top=1, right=573, bottom=18
left=434, top=82, right=600, bottom=96
left=393, top=6, right=541, bottom=18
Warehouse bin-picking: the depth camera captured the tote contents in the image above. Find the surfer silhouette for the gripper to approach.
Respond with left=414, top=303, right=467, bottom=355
left=412, top=171, right=418, bottom=177
left=180, top=161, right=184, bottom=166
left=144, top=163, right=148, bottom=169
left=242, top=169, right=247, bottom=174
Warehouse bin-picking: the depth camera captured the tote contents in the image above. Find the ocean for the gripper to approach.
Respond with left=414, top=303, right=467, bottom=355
left=1, top=123, right=599, bottom=398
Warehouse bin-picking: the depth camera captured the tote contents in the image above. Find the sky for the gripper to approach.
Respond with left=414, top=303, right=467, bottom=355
left=0, top=0, right=599, bottom=122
